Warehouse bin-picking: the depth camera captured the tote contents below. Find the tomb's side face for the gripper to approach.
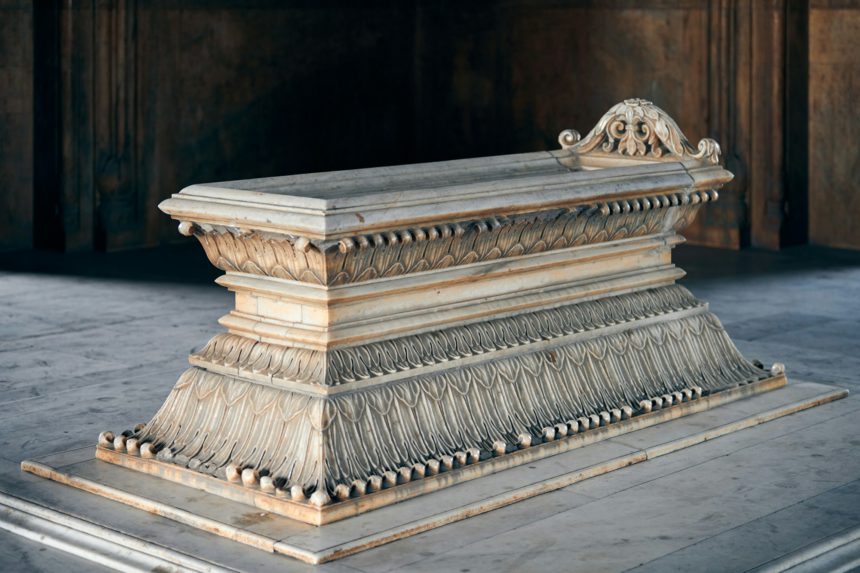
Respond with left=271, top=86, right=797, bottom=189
left=96, top=99, right=777, bottom=524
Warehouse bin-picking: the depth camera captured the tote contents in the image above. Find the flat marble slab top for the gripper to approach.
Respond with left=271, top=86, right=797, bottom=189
left=160, top=151, right=730, bottom=239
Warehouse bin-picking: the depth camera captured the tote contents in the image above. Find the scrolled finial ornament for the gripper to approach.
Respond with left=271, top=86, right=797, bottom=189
left=560, top=98, right=721, bottom=165
left=693, top=138, right=721, bottom=164
left=558, top=129, right=581, bottom=150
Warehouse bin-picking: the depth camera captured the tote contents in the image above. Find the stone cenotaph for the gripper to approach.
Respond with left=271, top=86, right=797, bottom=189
left=25, top=101, right=806, bottom=551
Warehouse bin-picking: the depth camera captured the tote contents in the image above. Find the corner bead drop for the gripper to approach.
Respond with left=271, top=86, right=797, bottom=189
left=92, top=99, right=785, bottom=525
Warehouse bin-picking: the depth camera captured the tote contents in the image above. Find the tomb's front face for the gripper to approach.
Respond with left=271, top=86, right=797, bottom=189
left=95, top=99, right=783, bottom=525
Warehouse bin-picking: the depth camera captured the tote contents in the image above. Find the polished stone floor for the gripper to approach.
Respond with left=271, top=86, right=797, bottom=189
left=0, top=243, right=859, bottom=572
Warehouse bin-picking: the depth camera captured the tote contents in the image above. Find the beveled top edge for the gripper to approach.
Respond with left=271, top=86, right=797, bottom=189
left=159, top=156, right=732, bottom=240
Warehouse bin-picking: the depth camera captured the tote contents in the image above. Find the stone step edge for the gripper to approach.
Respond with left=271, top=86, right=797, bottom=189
left=0, top=490, right=239, bottom=573
left=749, top=522, right=860, bottom=573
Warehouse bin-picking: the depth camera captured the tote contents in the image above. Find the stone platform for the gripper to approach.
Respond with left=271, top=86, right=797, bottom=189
left=11, top=380, right=847, bottom=566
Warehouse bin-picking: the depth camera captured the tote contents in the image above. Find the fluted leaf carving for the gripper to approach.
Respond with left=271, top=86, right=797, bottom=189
left=187, top=192, right=717, bottom=286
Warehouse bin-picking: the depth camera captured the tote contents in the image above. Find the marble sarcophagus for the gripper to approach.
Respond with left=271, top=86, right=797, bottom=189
left=93, top=99, right=784, bottom=525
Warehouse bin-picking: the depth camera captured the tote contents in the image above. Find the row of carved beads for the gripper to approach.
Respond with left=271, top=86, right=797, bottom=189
left=335, top=190, right=717, bottom=253
left=96, top=384, right=707, bottom=507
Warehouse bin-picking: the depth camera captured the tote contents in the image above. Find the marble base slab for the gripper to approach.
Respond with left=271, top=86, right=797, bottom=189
left=15, top=380, right=845, bottom=565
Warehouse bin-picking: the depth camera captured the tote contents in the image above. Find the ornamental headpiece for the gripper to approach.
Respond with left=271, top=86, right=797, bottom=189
left=558, top=98, right=721, bottom=165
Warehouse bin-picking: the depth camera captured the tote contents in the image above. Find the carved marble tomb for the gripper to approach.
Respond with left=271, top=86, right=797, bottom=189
left=89, top=99, right=786, bottom=525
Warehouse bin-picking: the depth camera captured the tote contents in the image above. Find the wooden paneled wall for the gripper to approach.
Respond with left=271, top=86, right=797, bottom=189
left=411, top=0, right=788, bottom=249
left=0, top=1, right=33, bottom=251
left=31, top=1, right=417, bottom=252
left=809, top=0, right=860, bottom=250
left=0, top=1, right=856, bottom=252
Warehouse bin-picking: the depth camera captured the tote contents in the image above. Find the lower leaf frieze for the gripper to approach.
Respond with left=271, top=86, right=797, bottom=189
left=193, top=283, right=704, bottom=386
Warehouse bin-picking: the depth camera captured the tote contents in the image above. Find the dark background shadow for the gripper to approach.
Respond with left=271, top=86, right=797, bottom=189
left=3, top=2, right=859, bottom=255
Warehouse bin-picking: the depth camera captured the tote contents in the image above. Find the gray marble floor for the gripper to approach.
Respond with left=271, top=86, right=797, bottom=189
left=0, top=243, right=858, bottom=572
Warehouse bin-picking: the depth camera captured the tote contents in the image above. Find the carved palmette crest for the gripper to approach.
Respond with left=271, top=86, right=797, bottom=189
left=559, top=98, right=721, bottom=164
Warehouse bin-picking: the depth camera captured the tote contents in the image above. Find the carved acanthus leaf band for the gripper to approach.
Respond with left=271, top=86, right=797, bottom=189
left=124, top=310, right=768, bottom=503
left=193, top=285, right=704, bottom=387
left=560, top=98, right=721, bottom=165
left=190, top=190, right=716, bottom=285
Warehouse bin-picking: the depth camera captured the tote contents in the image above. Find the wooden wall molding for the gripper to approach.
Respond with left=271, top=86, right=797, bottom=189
left=702, top=0, right=807, bottom=249
left=1, top=1, right=34, bottom=251
left=808, top=0, right=860, bottom=249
